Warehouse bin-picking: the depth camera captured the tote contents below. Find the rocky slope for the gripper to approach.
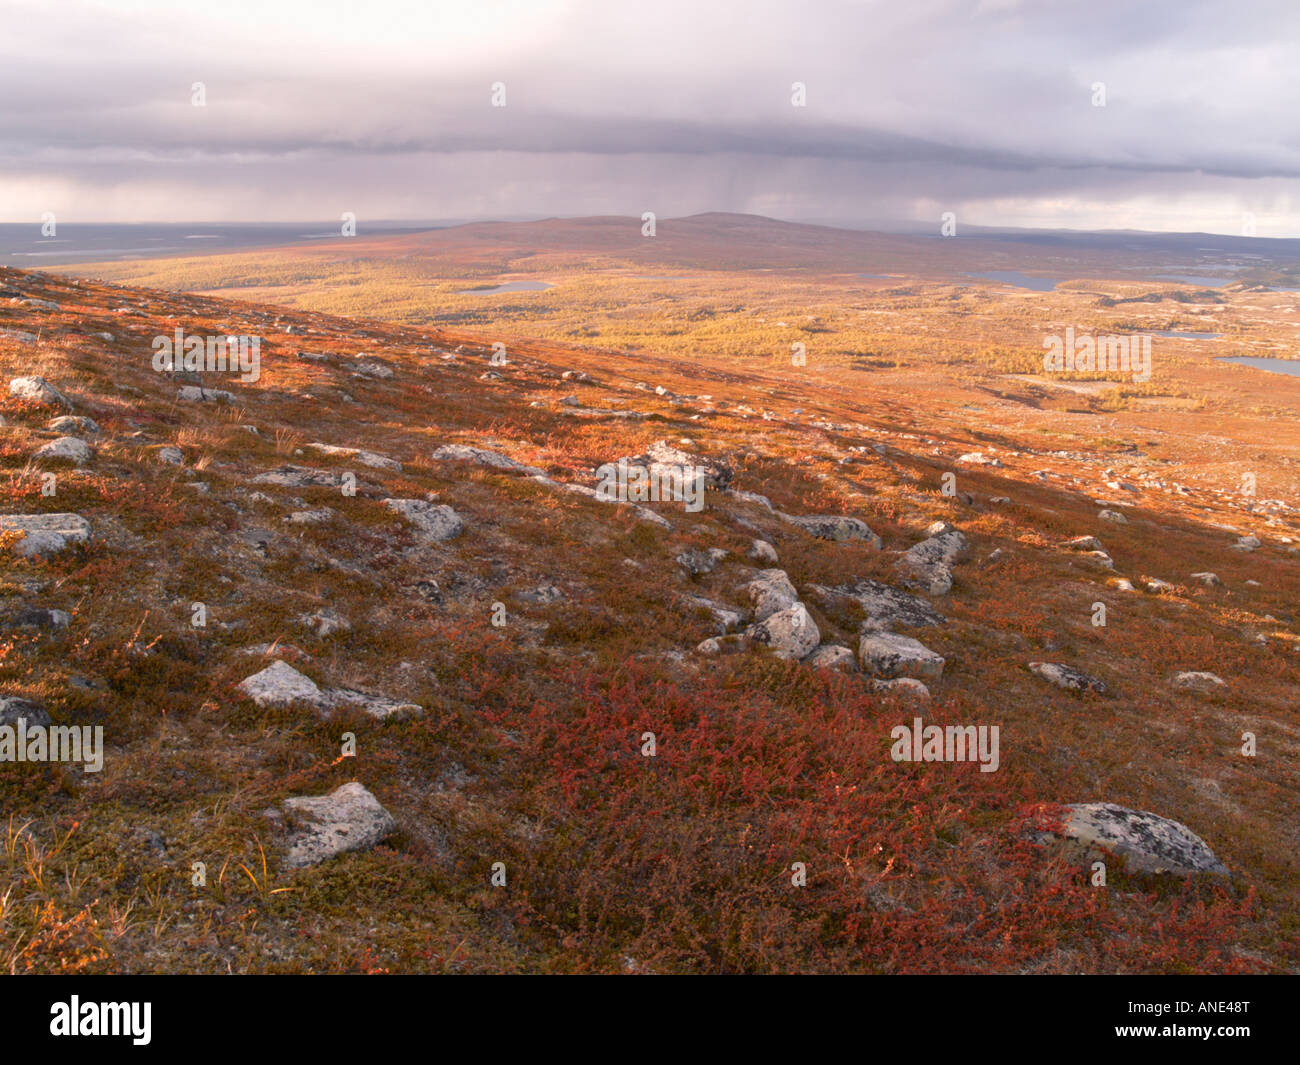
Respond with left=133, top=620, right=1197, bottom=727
left=0, top=264, right=1296, bottom=973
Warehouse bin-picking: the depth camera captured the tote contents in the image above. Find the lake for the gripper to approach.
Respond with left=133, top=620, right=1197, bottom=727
left=963, top=271, right=1059, bottom=291
left=1219, top=356, right=1300, bottom=377
left=1152, top=330, right=1222, bottom=339
left=460, top=280, right=554, bottom=294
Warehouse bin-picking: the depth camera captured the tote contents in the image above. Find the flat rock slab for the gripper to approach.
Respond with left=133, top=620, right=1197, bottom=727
left=236, top=660, right=421, bottom=720
left=816, top=579, right=945, bottom=631
left=0, top=513, right=92, bottom=556
left=383, top=498, right=465, bottom=541
left=1028, top=661, right=1108, bottom=694
left=431, top=443, right=544, bottom=476
left=278, top=782, right=397, bottom=869
left=306, top=442, right=402, bottom=471
left=859, top=632, right=945, bottom=681
left=1049, top=802, right=1228, bottom=877
left=780, top=513, right=881, bottom=547
left=251, top=465, right=345, bottom=488
left=176, top=386, right=236, bottom=403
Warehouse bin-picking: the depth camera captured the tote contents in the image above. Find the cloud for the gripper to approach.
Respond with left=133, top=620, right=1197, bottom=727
left=1, top=0, right=1297, bottom=230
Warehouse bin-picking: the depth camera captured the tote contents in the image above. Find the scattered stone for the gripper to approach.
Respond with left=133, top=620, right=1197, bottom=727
left=1232, top=535, right=1260, bottom=552
left=745, top=569, right=800, bottom=621
left=9, top=376, right=69, bottom=407
left=1145, top=578, right=1175, bottom=593
left=677, top=547, right=727, bottom=576
left=286, top=508, right=335, bottom=525
left=619, top=440, right=733, bottom=491
left=1046, top=803, right=1228, bottom=877
left=780, top=513, right=882, bottom=547
left=956, top=451, right=1002, bottom=467
left=156, top=445, right=184, bottom=465
left=296, top=610, right=351, bottom=637
left=0, top=513, right=92, bottom=556
left=1099, top=509, right=1127, bottom=524
left=431, top=443, right=544, bottom=476
left=746, top=604, right=820, bottom=661
left=897, top=527, right=967, bottom=595
left=697, top=633, right=750, bottom=655
left=859, top=632, right=945, bottom=681
left=517, top=585, right=565, bottom=604
left=1190, top=572, right=1221, bottom=587
left=251, top=465, right=345, bottom=488
left=1028, top=661, right=1107, bottom=694
left=383, top=498, right=465, bottom=542
left=805, top=644, right=857, bottom=672
left=0, top=695, right=51, bottom=729
left=729, top=489, right=774, bottom=511
left=237, top=660, right=326, bottom=708
left=1171, top=671, right=1225, bottom=691
left=815, top=579, right=945, bottom=632
left=748, top=539, right=779, bottom=564
left=278, top=782, right=397, bottom=870
left=870, top=677, right=931, bottom=699
left=33, top=436, right=91, bottom=465
left=176, top=385, right=235, bottom=403
left=9, top=606, right=71, bottom=629
left=306, top=442, right=402, bottom=472
left=47, top=415, right=99, bottom=434
left=1062, top=535, right=1105, bottom=552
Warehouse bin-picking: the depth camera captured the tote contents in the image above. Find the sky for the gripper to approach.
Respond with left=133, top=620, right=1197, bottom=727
left=1, top=0, right=1298, bottom=234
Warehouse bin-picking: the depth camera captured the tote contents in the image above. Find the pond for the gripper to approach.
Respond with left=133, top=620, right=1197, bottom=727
left=1218, top=356, right=1300, bottom=377
left=460, top=280, right=554, bottom=294
left=963, top=271, right=1059, bottom=291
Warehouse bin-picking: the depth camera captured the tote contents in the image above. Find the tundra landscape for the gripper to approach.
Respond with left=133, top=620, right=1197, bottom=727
left=0, top=213, right=1297, bottom=974
left=1, top=0, right=1298, bottom=993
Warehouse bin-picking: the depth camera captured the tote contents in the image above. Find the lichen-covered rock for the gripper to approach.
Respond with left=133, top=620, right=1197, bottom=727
left=805, top=644, right=857, bottom=672
left=47, top=415, right=99, bottom=435
left=278, top=782, right=396, bottom=869
left=897, top=528, right=966, bottom=595
left=1028, top=661, right=1108, bottom=694
left=1171, top=671, right=1225, bottom=691
left=780, top=513, right=881, bottom=547
left=745, top=569, right=799, bottom=621
left=251, top=465, right=344, bottom=488
left=859, top=632, right=945, bottom=681
left=306, top=442, right=402, bottom=471
left=813, top=579, right=945, bottom=632
left=0, top=513, right=92, bottom=556
left=431, top=443, right=544, bottom=476
left=746, top=604, right=819, bottom=661
left=871, top=677, right=931, bottom=699
left=10, top=376, right=70, bottom=407
left=1048, top=803, right=1228, bottom=876
left=237, top=660, right=327, bottom=708
left=176, top=385, right=235, bottom=403
left=383, top=498, right=465, bottom=542
left=33, top=436, right=91, bottom=465
left=619, top=440, right=732, bottom=491
left=748, top=539, right=779, bottom=563
left=677, top=547, right=727, bottom=576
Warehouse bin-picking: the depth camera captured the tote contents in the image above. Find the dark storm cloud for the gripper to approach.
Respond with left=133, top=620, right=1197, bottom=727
left=0, top=0, right=1296, bottom=228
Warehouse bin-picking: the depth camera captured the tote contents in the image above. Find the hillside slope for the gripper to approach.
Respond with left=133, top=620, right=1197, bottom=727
left=0, top=265, right=1296, bottom=973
